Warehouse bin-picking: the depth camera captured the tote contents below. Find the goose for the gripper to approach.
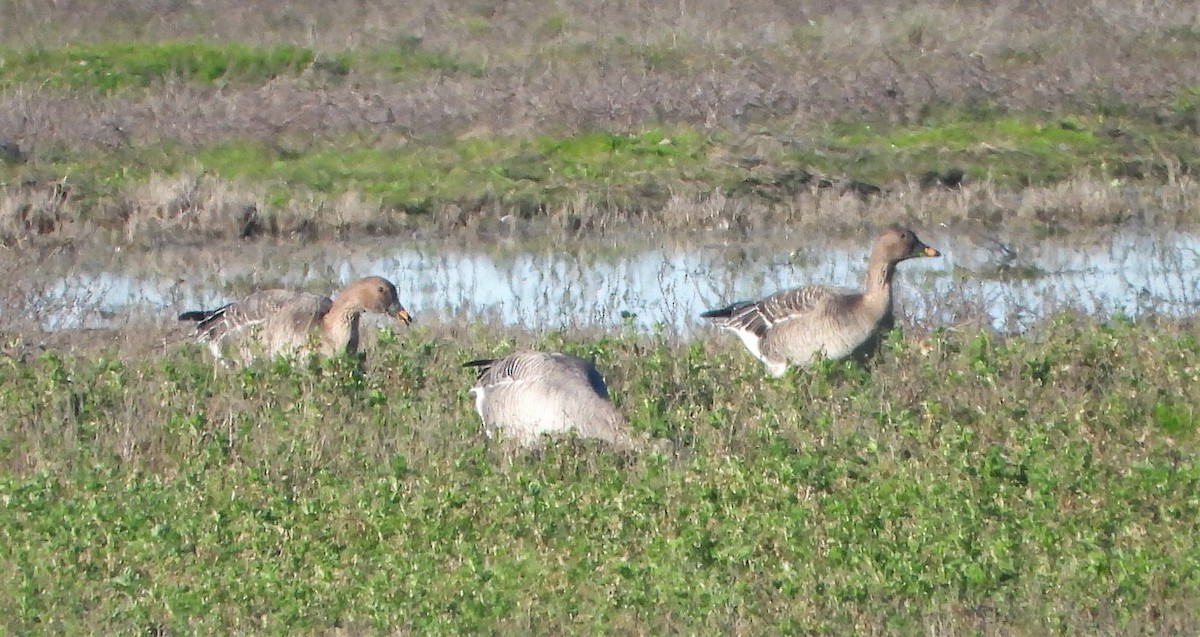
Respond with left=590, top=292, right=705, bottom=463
left=464, top=350, right=650, bottom=451
left=701, top=225, right=939, bottom=377
left=178, top=275, right=412, bottom=365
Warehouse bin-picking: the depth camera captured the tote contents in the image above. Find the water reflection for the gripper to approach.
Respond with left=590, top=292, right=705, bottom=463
left=12, top=228, right=1200, bottom=336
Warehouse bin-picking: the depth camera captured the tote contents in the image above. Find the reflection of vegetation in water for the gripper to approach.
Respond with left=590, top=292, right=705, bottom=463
left=955, top=263, right=1047, bottom=282
left=992, top=262, right=1047, bottom=281
left=1, top=315, right=1198, bottom=633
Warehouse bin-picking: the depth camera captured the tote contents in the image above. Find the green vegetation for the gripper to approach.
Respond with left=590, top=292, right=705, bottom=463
left=356, top=35, right=485, bottom=78
left=192, top=128, right=711, bottom=212
left=0, top=13, right=1197, bottom=243
left=0, top=42, right=323, bottom=91
left=814, top=115, right=1110, bottom=185
left=0, top=40, right=480, bottom=92
left=1, top=316, right=1199, bottom=633
left=779, top=108, right=1198, bottom=187
left=3, top=109, right=1197, bottom=245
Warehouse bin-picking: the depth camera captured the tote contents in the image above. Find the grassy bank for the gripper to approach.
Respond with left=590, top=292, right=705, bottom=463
left=0, top=40, right=481, bottom=92
left=1, top=316, right=1198, bottom=634
left=1, top=0, right=1199, bottom=245
left=3, top=116, right=1198, bottom=247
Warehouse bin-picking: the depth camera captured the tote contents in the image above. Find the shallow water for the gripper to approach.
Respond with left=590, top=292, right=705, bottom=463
left=9, top=226, right=1200, bottom=337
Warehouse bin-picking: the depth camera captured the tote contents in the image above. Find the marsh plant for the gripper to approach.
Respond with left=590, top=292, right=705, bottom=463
left=1, top=315, right=1198, bottom=634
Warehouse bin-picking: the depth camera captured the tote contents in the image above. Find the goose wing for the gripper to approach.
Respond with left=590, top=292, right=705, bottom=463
left=272, top=293, right=334, bottom=336
left=182, top=289, right=330, bottom=344
left=467, top=351, right=608, bottom=395
left=703, top=285, right=842, bottom=337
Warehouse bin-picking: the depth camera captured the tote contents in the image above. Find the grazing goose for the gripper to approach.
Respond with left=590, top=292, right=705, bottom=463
left=465, top=350, right=648, bottom=451
left=701, top=225, right=939, bottom=377
left=179, top=275, right=412, bottom=365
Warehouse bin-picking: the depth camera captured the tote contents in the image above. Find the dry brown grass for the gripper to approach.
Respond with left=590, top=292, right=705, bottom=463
left=0, top=1, right=1196, bottom=245
left=1, top=0, right=1198, bottom=150
left=0, top=180, right=71, bottom=245
left=4, top=170, right=1199, bottom=246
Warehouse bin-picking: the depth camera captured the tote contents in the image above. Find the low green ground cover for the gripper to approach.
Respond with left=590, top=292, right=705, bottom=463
left=0, top=40, right=479, bottom=92
left=1, top=316, right=1197, bottom=634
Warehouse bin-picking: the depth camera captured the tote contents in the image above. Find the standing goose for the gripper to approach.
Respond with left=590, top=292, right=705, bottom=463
left=701, top=225, right=939, bottom=377
left=464, top=350, right=647, bottom=451
left=179, top=275, right=412, bottom=365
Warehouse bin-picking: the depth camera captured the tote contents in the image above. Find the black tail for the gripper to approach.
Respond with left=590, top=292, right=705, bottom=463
left=178, top=309, right=214, bottom=322
left=463, top=358, right=496, bottom=379
left=178, top=303, right=232, bottom=324
left=700, top=302, right=746, bottom=320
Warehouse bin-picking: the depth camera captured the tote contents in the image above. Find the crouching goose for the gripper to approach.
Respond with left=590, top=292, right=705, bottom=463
left=465, top=350, right=664, bottom=452
left=179, top=275, right=412, bottom=365
left=701, top=225, right=939, bottom=377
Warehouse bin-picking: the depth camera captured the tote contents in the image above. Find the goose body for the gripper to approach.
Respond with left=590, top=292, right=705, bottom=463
left=702, top=225, right=939, bottom=377
left=179, top=275, right=411, bottom=365
left=465, top=350, right=641, bottom=450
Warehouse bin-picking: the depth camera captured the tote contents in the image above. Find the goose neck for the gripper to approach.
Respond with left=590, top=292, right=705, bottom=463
left=322, top=297, right=364, bottom=352
left=861, top=254, right=896, bottom=307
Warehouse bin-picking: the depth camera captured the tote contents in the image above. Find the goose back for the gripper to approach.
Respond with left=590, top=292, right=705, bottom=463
left=179, top=290, right=331, bottom=362
left=465, top=350, right=634, bottom=449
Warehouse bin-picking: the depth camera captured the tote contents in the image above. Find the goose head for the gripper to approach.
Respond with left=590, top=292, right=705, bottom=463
left=340, top=276, right=413, bottom=324
left=875, top=225, right=940, bottom=264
